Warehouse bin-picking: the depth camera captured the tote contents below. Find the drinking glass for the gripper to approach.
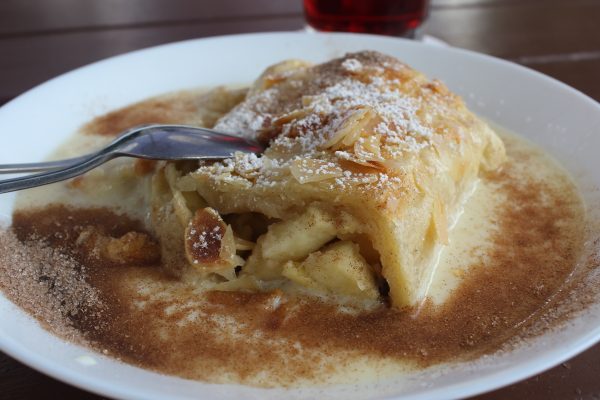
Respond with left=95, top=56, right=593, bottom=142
left=303, top=0, right=430, bottom=38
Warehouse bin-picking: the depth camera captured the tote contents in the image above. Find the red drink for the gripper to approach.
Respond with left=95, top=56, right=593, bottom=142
left=303, top=0, right=429, bottom=37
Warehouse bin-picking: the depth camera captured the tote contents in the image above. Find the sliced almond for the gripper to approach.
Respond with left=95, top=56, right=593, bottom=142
left=184, top=207, right=237, bottom=271
left=322, top=107, right=377, bottom=149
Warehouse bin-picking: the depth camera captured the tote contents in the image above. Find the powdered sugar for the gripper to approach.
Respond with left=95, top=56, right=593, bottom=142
left=213, top=88, right=277, bottom=140
left=188, top=225, right=222, bottom=252
left=341, top=58, right=363, bottom=72
left=294, top=77, right=433, bottom=150
left=198, top=51, right=457, bottom=194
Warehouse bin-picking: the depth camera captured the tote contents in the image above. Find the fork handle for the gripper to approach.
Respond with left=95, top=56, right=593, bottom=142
left=0, top=155, right=91, bottom=174
left=0, top=152, right=115, bottom=194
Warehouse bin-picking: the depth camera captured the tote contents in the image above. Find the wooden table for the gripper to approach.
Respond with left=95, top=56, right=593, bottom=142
left=1, top=1, right=599, bottom=398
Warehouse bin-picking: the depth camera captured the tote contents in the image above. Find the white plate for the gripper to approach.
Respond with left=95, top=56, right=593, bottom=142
left=1, top=32, right=600, bottom=400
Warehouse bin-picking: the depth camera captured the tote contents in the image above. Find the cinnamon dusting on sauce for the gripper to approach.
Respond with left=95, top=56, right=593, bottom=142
left=0, top=228, right=103, bottom=343
left=81, top=88, right=247, bottom=136
left=83, top=98, right=198, bottom=136
left=0, top=134, right=592, bottom=386
left=0, top=89, right=596, bottom=387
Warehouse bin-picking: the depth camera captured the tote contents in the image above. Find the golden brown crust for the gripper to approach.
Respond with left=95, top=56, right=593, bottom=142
left=160, top=51, right=507, bottom=307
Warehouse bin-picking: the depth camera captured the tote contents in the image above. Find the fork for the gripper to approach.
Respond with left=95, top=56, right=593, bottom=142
left=0, top=124, right=264, bottom=194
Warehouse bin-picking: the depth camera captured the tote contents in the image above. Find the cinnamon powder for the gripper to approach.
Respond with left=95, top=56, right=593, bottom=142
left=0, top=144, right=594, bottom=386
left=0, top=89, right=597, bottom=386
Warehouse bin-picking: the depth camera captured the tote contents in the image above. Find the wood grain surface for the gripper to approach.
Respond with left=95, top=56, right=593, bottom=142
left=1, top=0, right=599, bottom=399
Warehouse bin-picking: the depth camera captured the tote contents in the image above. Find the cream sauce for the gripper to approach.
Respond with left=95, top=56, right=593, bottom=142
left=4, top=89, right=588, bottom=387
left=430, top=128, right=581, bottom=304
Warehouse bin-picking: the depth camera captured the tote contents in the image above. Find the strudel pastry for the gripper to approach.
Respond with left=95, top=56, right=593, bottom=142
left=150, top=51, right=505, bottom=307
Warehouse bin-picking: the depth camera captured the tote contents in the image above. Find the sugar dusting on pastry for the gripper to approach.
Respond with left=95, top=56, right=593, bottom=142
left=197, top=51, right=503, bottom=212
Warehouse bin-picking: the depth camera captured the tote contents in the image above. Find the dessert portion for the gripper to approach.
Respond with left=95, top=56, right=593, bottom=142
left=151, top=51, right=506, bottom=307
